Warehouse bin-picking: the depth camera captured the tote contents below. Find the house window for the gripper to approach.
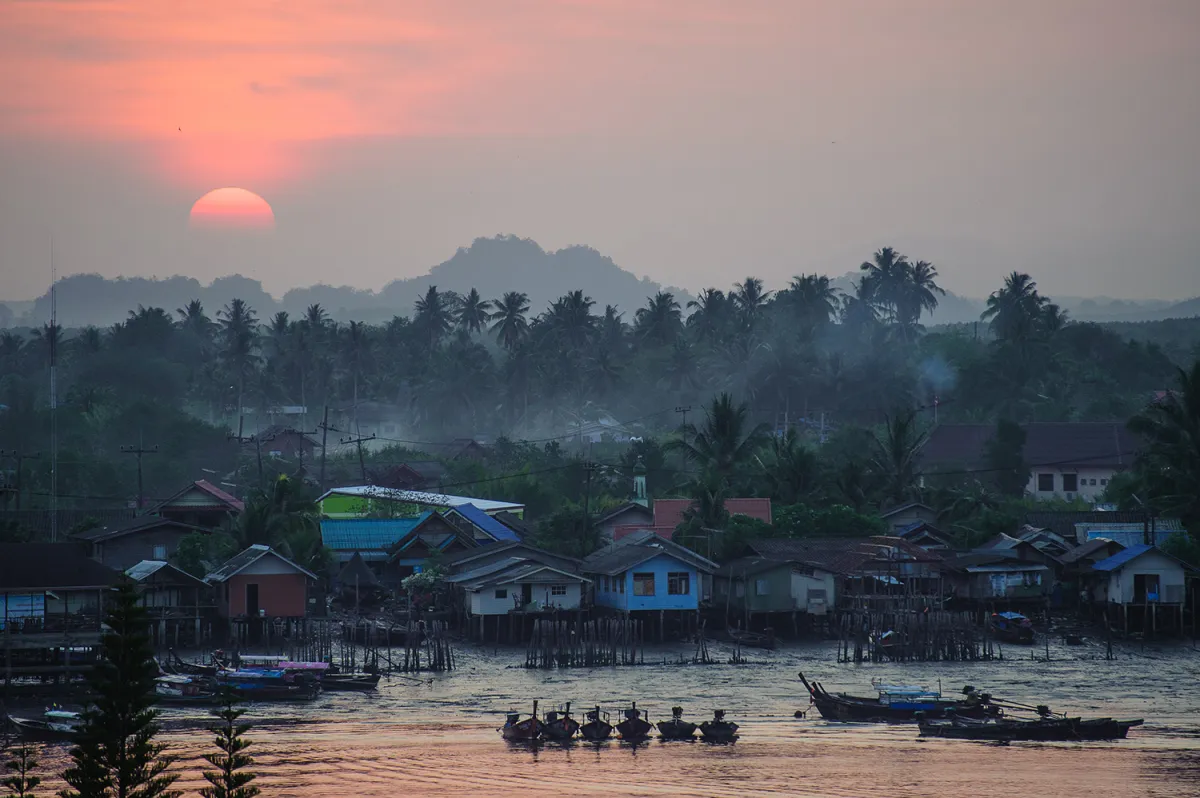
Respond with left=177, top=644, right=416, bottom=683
left=494, top=589, right=508, bottom=600
left=618, top=576, right=625, bottom=594
left=551, top=584, right=567, bottom=596
left=755, top=579, right=770, bottom=596
left=633, top=573, right=655, bottom=596
left=1037, top=473, right=1054, bottom=492
left=152, top=544, right=167, bottom=560
left=667, top=572, right=690, bottom=595
left=1100, top=478, right=1108, bottom=486
left=1062, top=473, right=1078, bottom=492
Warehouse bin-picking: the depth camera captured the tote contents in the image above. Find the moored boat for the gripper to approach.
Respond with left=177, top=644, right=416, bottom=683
left=727, top=627, right=776, bottom=650
left=216, top=669, right=320, bottom=701
left=154, top=674, right=218, bottom=704
left=615, top=702, right=653, bottom=740
left=6, top=708, right=83, bottom=742
left=918, top=712, right=1143, bottom=742
left=699, top=709, right=739, bottom=742
left=322, top=671, right=381, bottom=691
left=657, top=706, right=698, bottom=740
left=542, top=702, right=581, bottom=741
left=989, top=611, right=1035, bottom=644
left=501, top=700, right=543, bottom=741
left=799, top=672, right=999, bottom=722
left=580, top=706, right=613, bottom=741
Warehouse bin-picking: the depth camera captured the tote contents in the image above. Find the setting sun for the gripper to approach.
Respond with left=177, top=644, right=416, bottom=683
left=189, top=187, right=275, bottom=230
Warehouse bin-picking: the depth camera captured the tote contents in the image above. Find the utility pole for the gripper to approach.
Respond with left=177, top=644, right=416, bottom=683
left=318, top=406, right=330, bottom=488
left=0, top=450, right=40, bottom=511
left=227, top=431, right=263, bottom=487
left=340, top=433, right=376, bottom=484
left=581, top=461, right=599, bottom=552
left=674, top=406, right=692, bottom=431
left=120, top=440, right=159, bottom=512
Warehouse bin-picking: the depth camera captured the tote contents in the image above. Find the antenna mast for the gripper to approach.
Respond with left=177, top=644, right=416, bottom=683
left=49, top=236, right=59, bottom=542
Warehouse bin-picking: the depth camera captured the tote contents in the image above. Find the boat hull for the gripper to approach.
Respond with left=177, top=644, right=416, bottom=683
left=501, top=719, right=543, bottom=741
left=580, top=721, right=613, bottom=741
left=920, top=717, right=1143, bottom=742
left=6, top=716, right=78, bottom=742
left=800, top=673, right=997, bottom=723
left=657, top=719, right=698, bottom=739
left=699, top=721, right=739, bottom=742
left=542, top=718, right=580, bottom=741
left=321, top=673, right=381, bottom=692
left=616, top=718, right=653, bottom=740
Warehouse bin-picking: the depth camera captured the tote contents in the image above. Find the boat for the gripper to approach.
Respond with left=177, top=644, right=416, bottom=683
left=580, top=706, right=614, bottom=741
left=989, top=612, right=1035, bottom=644
left=500, top=700, right=543, bottom=741
left=322, top=671, right=381, bottom=691
left=615, top=702, right=653, bottom=740
left=541, top=702, right=581, bottom=741
left=798, top=672, right=1000, bottom=722
left=728, top=627, right=776, bottom=650
left=699, top=710, right=739, bottom=742
left=161, top=649, right=222, bottom=677
left=657, top=706, right=698, bottom=740
left=918, top=711, right=1143, bottom=742
left=216, top=669, right=320, bottom=701
left=6, top=708, right=83, bottom=742
left=154, top=675, right=218, bottom=704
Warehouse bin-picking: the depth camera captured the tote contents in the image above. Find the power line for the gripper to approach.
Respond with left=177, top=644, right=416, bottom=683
left=119, top=440, right=158, bottom=512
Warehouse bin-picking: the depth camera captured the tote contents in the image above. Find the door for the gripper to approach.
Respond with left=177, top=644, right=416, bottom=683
left=521, top=583, right=533, bottom=607
left=1133, top=574, right=1160, bottom=603
left=246, top=583, right=260, bottom=617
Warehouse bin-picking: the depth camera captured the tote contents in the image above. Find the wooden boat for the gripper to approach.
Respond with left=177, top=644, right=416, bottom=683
left=728, top=627, right=776, bottom=650
left=216, top=669, right=320, bottom=701
left=615, top=702, right=653, bottom=740
left=501, top=700, right=543, bottom=741
left=542, top=702, right=581, bottom=741
left=657, top=706, right=698, bottom=740
left=799, top=672, right=999, bottom=722
left=6, top=708, right=82, bottom=742
left=918, top=713, right=1143, bottom=742
left=580, top=706, right=613, bottom=741
left=154, top=675, right=218, bottom=704
left=322, top=672, right=381, bottom=691
left=162, top=649, right=222, bottom=677
left=699, top=710, right=739, bottom=742
left=989, top=612, right=1035, bottom=644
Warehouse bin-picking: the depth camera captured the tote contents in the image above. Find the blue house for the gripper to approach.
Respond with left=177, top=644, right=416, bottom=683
left=320, top=513, right=477, bottom=583
left=582, top=529, right=717, bottom=619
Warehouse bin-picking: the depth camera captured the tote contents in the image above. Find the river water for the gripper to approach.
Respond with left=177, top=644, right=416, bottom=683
left=18, top=639, right=1200, bottom=797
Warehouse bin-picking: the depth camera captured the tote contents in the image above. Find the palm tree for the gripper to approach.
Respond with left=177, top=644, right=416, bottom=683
left=490, top=291, right=531, bottom=350
left=1128, top=362, right=1200, bottom=527
left=413, top=286, right=453, bottom=348
left=633, top=291, right=682, bottom=346
left=543, top=290, right=596, bottom=350
left=667, top=392, right=770, bottom=485
left=840, top=278, right=880, bottom=331
left=456, top=287, right=492, bottom=336
left=731, top=277, right=772, bottom=331
left=338, top=321, right=373, bottom=432
left=894, top=259, right=945, bottom=333
left=783, top=274, right=841, bottom=335
left=755, top=427, right=820, bottom=504
left=859, top=246, right=909, bottom=322
left=981, top=272, right=1046, bottom=343
left=177, top=300, right=215, bottom=343
left=686, top=288, right=731, bottom=343
left=217, top=299, right=260, bottom=417
left=871, top=409, right=929, bottom=507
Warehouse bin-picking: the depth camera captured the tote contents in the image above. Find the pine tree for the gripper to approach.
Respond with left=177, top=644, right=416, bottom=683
left=59, top=577, right=179, bottom=798
left=200, top=691, right=260, bottom=798
left=4, top=744, right=41, bottom=798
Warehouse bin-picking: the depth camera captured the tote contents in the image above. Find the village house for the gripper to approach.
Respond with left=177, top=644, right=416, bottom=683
left=125, top=560, right=215, bottom=647
left=320, top=513, right=460, bottom=570
left=206, top=544, right=318, bottom=620
left=921, top=422, right=1141, bottom=502
left=450, top=558, right=590, bottom=615
left=441, top=541, right=582, bottom=578
left=611, top=496, right=773, bottom=543
left=943, top=551, right=1053, bottom=605
left=383, top=513, right=477, bottom=580
left=880, top=502, right=939, bottom=532
left=582, top=530, right=717, bottom=639
left=152, top=480, right=245, bottom=530
left=0, top=543, right=118, bottom=687
left=444, top=503, right=524, bottom=544
left=255, top=425, right=321, bottom=460
left=1084, top=545, right=1196, bottom=635
left=368, top=461, right=449, bottom=491
left=595, top=502, right=655, bottom=545
left=713, top=556, right=838, bottom=627
left=318, top=485, right=524, bottom=520
left=895, top=521, right=956, bottom=552
left=71, top=515, right=211, bottom=571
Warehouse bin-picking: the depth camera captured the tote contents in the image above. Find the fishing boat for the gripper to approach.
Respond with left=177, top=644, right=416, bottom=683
left=657, top=706, right=698, bottom=740
left=542, top=702, right=580, bottom=741
left=699, top=710, right=739, bottom=742
left=615, top=702, right=653, bottom=740
left=154, top=674, right=218, bottom=704
left=989, top=611, right=1035, bottom=644
left=500, top=700, right=543, bottom=741
left=6, top=708, right=83, bottom=742
left=579, top=706, right=614, bottom=741
left=727, top=627, right=776, bottom=649
left=918, top=710, right=1143, bottom=742
left=216, top=669, right=320, bottom=701
left=322, top=671, right=381, bottom=691
left=798, top=672, right=999, bottom=722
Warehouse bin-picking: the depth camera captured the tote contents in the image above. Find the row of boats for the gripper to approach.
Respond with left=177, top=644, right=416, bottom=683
left=798, top=672, right=1143, bottom=742
left=501, top=702, right=739, bottom=743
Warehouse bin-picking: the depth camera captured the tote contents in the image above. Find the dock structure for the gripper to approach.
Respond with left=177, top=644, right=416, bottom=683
left=835, top=609, right=1000, bottom=663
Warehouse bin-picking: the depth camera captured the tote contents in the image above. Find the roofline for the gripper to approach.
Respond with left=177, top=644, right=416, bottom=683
left=206, top=546, right=318, bottom=582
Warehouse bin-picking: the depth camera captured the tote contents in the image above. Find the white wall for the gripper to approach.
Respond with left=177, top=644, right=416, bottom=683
left=468, top=581, right=583, bottom=615
left=1026, top=467, right=1118, bottom=502
left=1105, top=550, right=1187, bottom=604
left=790, top=569, right=837, bottom=613
left=239, top=553, right=300, bottom=576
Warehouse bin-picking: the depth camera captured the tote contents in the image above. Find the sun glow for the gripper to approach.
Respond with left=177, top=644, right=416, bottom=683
left=189, top=187, right=275, bottom=230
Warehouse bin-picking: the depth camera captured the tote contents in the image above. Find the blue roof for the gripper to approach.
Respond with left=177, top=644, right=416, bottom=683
left=452, top=503, right=520, bottom=542
left=1092, top=544, right=1152, bottom=572
left=321, top=514, right=432, bottom=553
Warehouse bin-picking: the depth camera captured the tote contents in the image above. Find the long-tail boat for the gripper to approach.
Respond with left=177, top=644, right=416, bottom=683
left=918, top=708, right=1143, bottom=741
left=580, top=706, right=613, bottom=741
left=799, top=672, right=999, bottom=722
left=5, top=708, right=82, bottom=742
left=699, top=709, right=739, bottom=742
left=989, top=611, right=1035, bottom=644
left=154, top=674, right=218, bottom=704
left=501, top=700, right=543, bottom=741
left=657, top=706, right=698, bottom=740
left=542, top=702, right=581, bottom=741
left=615, top=702, right=653, bottom=740
left=321, top=671, right=382, bottom=691
left=216, top=669, right=320, bottom=701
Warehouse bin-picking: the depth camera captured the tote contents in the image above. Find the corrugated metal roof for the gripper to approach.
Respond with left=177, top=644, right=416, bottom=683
left=451, top=503, right=521, bottom=542
left=318, top=486, right=523, bottom=513
left=206, top=544, right=318, bottom=582
left=445, top=556, right=530, bottom=584
left=1092, top=544, right=1155, bottom=572
left=321, top=514, right=432, bottom=552
left=125, top=560, right=169, bottom=580
left=462, top=563, right=590, bottom=591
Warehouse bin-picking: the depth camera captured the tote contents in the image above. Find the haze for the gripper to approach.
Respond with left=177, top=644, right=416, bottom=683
left=1, top=0, right=1199, bottom=302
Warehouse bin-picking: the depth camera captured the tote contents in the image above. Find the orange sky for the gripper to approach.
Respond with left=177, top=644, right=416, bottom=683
left=2, top=0, right=1199, bottom=300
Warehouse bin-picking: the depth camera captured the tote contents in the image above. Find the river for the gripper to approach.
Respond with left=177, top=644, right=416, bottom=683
left=17, top=638, right=1200, bottom=797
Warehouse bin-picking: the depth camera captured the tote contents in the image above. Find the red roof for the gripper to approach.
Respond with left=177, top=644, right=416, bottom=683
left=653, top=498, right=772, bottom=529
left=156, top=480, right=245, bottom=513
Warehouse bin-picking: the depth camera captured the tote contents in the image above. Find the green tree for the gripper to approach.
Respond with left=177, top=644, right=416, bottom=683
left=1127, top=361, right=1200, bottom=529
left=60, top=578, right=179, bottom=798
left=667, top=393, right=770, bottom=487
left=4, top=744, right=40, bottom=798
left=200, top=693, right=260, bottom=798
left=454, top=288, right=492, bottom=336
left=489, top=291, right=530, bottom=350
left=871, top=409, right=929, bottom=507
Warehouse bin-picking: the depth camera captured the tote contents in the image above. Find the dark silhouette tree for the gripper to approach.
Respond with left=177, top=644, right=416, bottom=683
left=3, top=744, right=40, bottom=798
left=199, top=692, right=260, bottom=798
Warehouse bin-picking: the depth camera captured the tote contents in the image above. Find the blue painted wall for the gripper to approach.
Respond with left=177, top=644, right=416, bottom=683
left=590, top=553, right=698, bottom=612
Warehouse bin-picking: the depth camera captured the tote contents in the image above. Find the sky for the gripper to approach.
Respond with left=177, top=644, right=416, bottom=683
left=2, top=0, right=1199, bottom=301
